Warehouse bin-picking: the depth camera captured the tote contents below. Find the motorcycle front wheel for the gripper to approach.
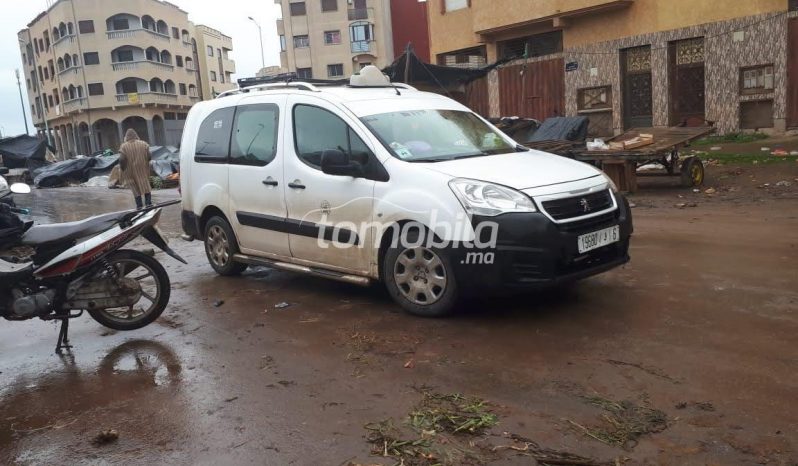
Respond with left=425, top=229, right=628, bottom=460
left=88, top=249, right=171, bottom=331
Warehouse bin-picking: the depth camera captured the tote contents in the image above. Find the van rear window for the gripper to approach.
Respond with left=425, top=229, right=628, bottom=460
left=195, top=107, right=235, bottom=163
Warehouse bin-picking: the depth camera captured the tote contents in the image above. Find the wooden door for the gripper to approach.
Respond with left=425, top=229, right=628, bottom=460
left=464, top=77, right=489, bottom=117
left=621, top=46, right=653, bottom=129
left=498, top=58, right=565, bottom=121
left=669, top=37, right=706, bottom=126
left=788, top=18, right=798, bottom=128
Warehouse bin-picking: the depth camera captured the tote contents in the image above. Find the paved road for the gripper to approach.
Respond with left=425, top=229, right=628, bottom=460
left=0, top=186, right=795, bottom=465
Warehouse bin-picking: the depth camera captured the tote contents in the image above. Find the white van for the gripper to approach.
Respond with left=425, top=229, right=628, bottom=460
left=180, top=67, right=632, bottom=317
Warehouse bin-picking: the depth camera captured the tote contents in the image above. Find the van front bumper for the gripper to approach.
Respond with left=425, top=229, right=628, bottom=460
left=450, top=194, right=633, bottom=294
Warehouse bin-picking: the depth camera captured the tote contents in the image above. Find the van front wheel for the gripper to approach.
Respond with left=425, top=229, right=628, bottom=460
left=383, top=234, right=459, bottom=317
left=204, top=216, right=247, bottom=276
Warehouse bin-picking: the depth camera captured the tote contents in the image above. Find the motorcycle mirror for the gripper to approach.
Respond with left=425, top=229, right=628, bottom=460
left=10, top=183, right=31, bottom=194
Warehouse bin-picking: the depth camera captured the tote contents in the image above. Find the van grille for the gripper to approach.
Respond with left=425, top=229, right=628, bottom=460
left=541, top=190, right=613, bottom=221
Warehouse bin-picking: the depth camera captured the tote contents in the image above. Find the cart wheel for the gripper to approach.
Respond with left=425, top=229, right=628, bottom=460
left=680, top=157, right=705, bottom=187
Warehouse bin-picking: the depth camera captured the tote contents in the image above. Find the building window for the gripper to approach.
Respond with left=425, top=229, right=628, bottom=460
left=297, top=67, right=312, bottom=79
left=293, top=35, right=310, bottom=48
left=112, top=18, right=130, bottom=31
left=78, top=20, right=94, bottom=34
left=165, top=112, right=176, bottom=120
left=172, top=27, right=180, bottom=39
left=210, top=71, right=217, bottom=82
left=437, top=46, right=486, bottom=69
left=207, top=46, right=214, bottom=57
left=177, top=112, right=188, bottom=120
left=176, top=56, right=183, bottom=67
left=321, top=0, right=337, bottom=11
left=327, top=63, right=344, bottom=77
left=88, top=83, right=104, bottom=96
left=500, top=30, right=563, bottom=60
left=83, top=52, right=100, bottom=65
left=578, top=86, right=612, bottom=111
left=117, top=49, right=134, bottom=62
left=740, top=65, right=774, bottom=95
left=791, top=0, right=798, bottom=11
left=289, top=1, right=307, bottom=16
left=279, top=35, right=286, bottom=51
left=359, top=62, right=371, bottom=70
left=324, top=30, right=341, bottom=45
left=350, top=22, right=374, bottom=53
left=444, top=0, right=469, bottom=12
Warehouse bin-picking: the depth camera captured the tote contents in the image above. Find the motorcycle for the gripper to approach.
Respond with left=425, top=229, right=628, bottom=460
left=0, top=179, right=186, bottom=353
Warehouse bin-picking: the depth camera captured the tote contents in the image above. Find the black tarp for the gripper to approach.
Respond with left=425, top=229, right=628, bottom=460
left=0, top=135, right=53, bottom=171
left=89, top=154, right=120, bottom=178
left=33, top=158, right=97, bottom=188
left=527, top=117, right=590, bottom=143
left=384, top=49, right=496, bottom=86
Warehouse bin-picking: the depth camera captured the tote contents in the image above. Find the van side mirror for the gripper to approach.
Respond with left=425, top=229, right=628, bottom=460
left=321, top=149, right=365, bottom=178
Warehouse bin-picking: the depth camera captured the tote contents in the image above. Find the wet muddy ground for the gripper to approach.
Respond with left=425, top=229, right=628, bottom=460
left=1, top=162, right=796, bottom=465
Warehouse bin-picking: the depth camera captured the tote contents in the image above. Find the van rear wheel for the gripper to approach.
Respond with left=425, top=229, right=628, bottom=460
left=204, top=216, right=247, bottom=276
left=383, top=229, right=459, bottom=317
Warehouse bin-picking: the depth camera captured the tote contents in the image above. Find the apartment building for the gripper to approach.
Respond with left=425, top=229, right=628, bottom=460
left=18, top=0, right=236, bottom=159
left=275, top=0, right=395, bottom=80
left=428, top=0, right=798, bottom=135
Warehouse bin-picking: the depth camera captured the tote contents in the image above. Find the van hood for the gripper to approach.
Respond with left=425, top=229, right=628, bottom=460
left=424, top=150, right=602, bottom=190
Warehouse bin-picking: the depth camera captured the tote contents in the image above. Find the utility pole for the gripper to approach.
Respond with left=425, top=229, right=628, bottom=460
left=15, top=69, right=30, bottom=135
left=248, top=17, right=266, bottom=70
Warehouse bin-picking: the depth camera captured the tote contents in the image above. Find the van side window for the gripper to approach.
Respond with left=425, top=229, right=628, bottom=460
left=195, top=107, right=235, bottom=163
left=230, top=104, right=279, bottom=166
left=293, top=104, right=371, bottom=169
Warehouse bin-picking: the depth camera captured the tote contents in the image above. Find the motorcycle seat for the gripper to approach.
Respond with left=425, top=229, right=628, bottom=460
left=0, top=258, right=33, bottom=280
left=21, top=211, right=128, bottom=247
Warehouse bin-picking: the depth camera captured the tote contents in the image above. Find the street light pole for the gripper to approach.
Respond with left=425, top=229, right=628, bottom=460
left=248, top=16, right=266, bottom=70
left=15, top=69, right=30, bottom=135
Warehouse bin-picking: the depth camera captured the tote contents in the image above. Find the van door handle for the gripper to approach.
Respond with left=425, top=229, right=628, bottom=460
left=262, top=178, right=279, bottom=187
left=288, top=181, right=306, bottom=190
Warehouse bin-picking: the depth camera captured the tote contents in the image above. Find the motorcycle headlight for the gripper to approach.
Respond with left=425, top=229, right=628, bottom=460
left=601, top=172, right=619, bottom=193
left=449, top=178, right=537, bottom=217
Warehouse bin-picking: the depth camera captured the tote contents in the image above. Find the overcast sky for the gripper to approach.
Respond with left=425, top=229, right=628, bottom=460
left=0, top=0, right=282, bottom=138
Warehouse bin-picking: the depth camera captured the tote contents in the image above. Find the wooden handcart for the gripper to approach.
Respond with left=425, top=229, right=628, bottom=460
left=569, top=126, right=715, bottom=193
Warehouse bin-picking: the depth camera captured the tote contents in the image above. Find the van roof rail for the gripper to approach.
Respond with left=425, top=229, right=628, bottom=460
left=216, top=81, right=321, bottom=99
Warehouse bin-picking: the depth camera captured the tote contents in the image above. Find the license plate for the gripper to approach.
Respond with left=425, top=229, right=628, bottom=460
left=578, top=225, right=620, bottom=254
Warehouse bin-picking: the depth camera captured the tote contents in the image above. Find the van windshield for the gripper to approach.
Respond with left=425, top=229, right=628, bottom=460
left=361, top=109, right=516, bottom=162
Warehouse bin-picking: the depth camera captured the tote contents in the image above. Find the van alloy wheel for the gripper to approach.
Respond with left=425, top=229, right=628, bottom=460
left=393, top=246, right=448, bottom=305
left=207, top=224, right=230, bottom=268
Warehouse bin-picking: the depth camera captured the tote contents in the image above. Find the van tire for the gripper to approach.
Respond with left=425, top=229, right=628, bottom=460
left=203, top=216, right=248, bottom=276
left=382, top=229, right=459, bottom=317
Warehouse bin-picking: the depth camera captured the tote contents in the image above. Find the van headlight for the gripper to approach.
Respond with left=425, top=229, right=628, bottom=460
left=601, top=172, right=619, bottom=193
left=449, top=178, right=537, bottom=217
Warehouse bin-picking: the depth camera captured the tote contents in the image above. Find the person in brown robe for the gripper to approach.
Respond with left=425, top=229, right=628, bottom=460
left=119, top=129, right=152, bottom=209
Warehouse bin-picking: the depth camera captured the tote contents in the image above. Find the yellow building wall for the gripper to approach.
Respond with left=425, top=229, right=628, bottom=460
left=428, top=0, right=787, bottom=59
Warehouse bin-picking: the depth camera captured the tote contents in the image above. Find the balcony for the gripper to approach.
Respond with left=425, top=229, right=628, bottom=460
left=53, top=34, right=76, bottom=50
left=473, top=0, right=634, bottom=36
left=351, top=40, right=373, bottom=54
left=223, top=59, right=236, bottom=73
left=111, top=60, right=175, bottom=72
left=106, top=28, right=171, bottom=42
left=348, top=8, right=373, bottom=21
left=58, top=65, right=82, bottom=77
left=63, top=97, right=87, bottom=114
left=116, top=92, right=178, bottom=104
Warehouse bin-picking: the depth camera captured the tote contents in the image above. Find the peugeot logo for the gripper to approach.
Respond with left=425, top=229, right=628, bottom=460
left=579, top=198, right=591, bottom=213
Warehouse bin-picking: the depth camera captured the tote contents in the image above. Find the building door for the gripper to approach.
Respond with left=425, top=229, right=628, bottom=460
left=621, top=45, right=653, bottom=129
left=788, top=18, right=798, bottom=128
left=498, top=58, right=565, bottom=121
left=669, top=37, right=706, bottom=126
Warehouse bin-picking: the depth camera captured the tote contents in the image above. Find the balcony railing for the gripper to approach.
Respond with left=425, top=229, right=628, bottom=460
left=58, top=65, right=82, bottom=77
left=351, top=40, right=373, bottom=54
left=111, top=60, right=175, bottom=72
left=348, top=8, right=373, bottom=20
left=116, top=92, right=178, bottom=104
left=63, top=97, right=87, bottom=113
left=53, top=34, right=76, bottom=49
left=106, top=28, right=171, bottom=41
